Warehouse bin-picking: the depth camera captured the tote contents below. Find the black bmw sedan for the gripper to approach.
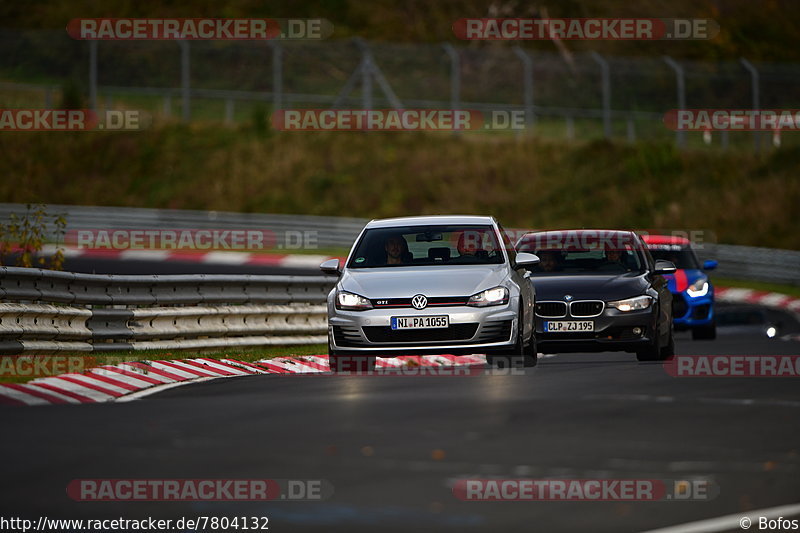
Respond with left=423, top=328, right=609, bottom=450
left=516, top=230, right=677, bottom=361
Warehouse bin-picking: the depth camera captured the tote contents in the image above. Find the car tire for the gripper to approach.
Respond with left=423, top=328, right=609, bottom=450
left=636, top=328, right=662, bottom=362
left=691, top=322, right=717, bottom=340
left=660, top=329, right=675, bottom=359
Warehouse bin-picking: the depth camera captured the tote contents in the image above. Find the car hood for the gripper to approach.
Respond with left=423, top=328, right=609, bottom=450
left=530, top=272, right=649, bottom=301
left=340, top=265, right=508, bottom=298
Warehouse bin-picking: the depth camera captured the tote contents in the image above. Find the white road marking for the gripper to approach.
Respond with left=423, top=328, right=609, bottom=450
left=641, top=501, right=800, bottom=533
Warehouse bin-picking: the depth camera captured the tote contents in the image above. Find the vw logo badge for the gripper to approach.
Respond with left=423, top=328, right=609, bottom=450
left=411, top=294, right=428, bottom=309
left=564, top=294, right=574, bottom=301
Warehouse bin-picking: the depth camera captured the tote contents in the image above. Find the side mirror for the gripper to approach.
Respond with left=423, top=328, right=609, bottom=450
left=514, top=252, right=540, bottom=270
left=703, top=259, right=718, bottom=271
left=653, top=259, right=677, bottom=275
left=320, top=258, right=341, bottom=275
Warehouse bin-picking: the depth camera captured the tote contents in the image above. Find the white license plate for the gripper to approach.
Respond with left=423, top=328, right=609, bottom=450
left=391, top=316, right=449, bottom=330
left=544, top=320, right=594, bottom=332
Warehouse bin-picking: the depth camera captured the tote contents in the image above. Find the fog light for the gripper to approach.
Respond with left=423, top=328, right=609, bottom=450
left=632, top=327, right=642, bottom=335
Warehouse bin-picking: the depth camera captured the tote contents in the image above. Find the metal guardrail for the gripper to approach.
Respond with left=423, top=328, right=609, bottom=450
left=695, top=244, right=800, bottom=286
left=0, top=266, right=335, bottom=354
left=1, top=204, right=799, bottom=285
left=0, top=203, right=367, bottom=250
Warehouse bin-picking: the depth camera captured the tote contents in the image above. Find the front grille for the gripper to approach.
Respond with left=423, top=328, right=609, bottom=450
left=362, top=323, right=479, bottom=344
left=692, top=304, right=711, bottom=320
left=536, top=301, right=567, bottom=318
left=672, top=295, right=688, bottom=318
left=371, top=296, right=470, bottom=308
left=569, top=301, right=604, bottom=317
left=476, top=320, right=513, bottom=343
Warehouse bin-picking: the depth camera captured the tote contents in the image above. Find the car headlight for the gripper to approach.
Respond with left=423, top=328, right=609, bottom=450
left=467, top=286, right=509, bottom=307
left=608, top=295, right=653, bottom=312
left=686, top=277, right=709, bottom=297
left=335, top=291, right=373, bottom=311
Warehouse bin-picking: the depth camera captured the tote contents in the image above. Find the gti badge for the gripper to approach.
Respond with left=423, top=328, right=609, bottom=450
left=411, top=294, right=428, bottom=310
left=564, top=295, right=574, bottom=301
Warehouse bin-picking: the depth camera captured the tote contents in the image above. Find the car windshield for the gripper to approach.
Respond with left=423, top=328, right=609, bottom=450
left=518, top=234, right=644, bottom=275
left=347, top=224, right=504, bottom=268
left=646, top=244, right=700, bottom=269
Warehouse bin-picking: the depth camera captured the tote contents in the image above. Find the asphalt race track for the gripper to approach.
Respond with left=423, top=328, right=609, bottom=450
left=1, top=334, right=799, bottom=532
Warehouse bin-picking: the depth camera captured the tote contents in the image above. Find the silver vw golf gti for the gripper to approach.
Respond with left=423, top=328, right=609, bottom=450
left=320, top=216, right=540, bottom=372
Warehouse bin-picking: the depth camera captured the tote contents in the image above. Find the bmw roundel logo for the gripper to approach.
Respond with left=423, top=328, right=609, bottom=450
left=564, top=294, right=573, bottom=301
left=411, top=294, right=428, bottom=309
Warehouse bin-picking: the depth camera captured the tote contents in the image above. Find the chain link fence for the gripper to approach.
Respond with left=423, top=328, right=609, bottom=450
left=2, top=30, right=800, bottom=148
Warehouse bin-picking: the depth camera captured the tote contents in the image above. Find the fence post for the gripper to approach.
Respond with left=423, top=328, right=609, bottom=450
left=740, top=58, right=760, bottom=153
left=225, top=99, right=234, bottom=124
left=566, top=116, right=575, bottom=140
left=89, top=40, right=98, bottom=111
left=163, top=94, right=172, bottom=118
left=442, top=43, right=460, bottom=112
left=270, top=41, right=283, bottom=112
left=589, top=52, right=611, bottom=139
left=178, top=40, right=191, bottom=122
left=626, top=117, right=636, bottom=143
left=358, top=41, right=373, bottom=110
left=663, top=56, right=686, bottom=149
left=513, top=46, right=535, bottom=132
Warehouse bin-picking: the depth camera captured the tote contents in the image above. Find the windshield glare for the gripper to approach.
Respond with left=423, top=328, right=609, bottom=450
left=347, top=225, right=504, bottom=268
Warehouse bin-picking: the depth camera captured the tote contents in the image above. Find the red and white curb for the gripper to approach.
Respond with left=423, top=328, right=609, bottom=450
left=0, top=354, right=486, bottom=407
left=715, top=287, right=800, bottom=316
left=39, top=245, right=342, bottom=269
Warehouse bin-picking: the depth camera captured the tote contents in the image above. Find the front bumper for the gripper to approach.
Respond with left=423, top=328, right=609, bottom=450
left=536, top=305, right=658, bottom=354
left=328, top=302, right=518, bottom=355
left=672, top=290, right=714, bottom=329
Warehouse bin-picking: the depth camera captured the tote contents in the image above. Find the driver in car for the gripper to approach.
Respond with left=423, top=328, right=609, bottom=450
left=537, top=250, right=562, bottom=272
left=452, top=230, right=487, bottom=262
left=384, top=235, right=410, bottom=265
left=598, top=248, right=629, bottom=271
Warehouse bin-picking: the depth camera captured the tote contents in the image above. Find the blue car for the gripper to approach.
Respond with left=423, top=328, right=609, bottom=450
left=642, top=235, right=718, bottom=340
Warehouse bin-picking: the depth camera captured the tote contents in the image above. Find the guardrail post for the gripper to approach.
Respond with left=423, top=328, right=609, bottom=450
left=740, top=58, right=760, bottom=153
left=566, top=116, right=575, bottom=140
left=89, top=40, right=98, bottom=111
left=270, top=41, right=283, bottom=112
left=589, top=52, right=611, bottom=139
left=513, top=46, right=535, bottom=132
left=663, top=55, right=686, bottom=149
left=178, top=40, right=191, bottom=122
